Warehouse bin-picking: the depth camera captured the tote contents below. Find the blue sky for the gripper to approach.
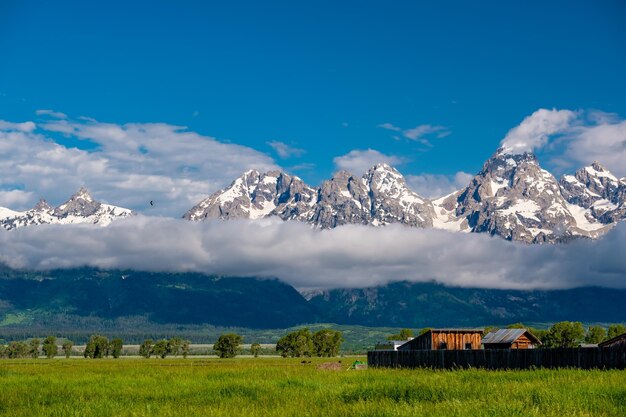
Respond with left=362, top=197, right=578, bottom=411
left=1, top=0, right=625, bottom=214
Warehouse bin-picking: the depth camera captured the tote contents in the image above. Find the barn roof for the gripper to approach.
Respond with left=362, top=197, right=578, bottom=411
left=599, top=332, right=626, bottom=347
left=482, top=328, right=541, bottom=345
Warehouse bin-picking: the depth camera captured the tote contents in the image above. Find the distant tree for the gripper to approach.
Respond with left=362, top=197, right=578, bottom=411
left=42, top=336, right=58, bottom=359
left=84, top=335, right=109, bottom=359
left=213, top=334, right=243, bottom=358
left=181, top=340, right=190, bottom=359
left=418, top=328, right=432, bottom=336
left=387, top=328, right=413, bottom=341
left=506, top=323, right=525, bottom=329
left=585, top=326, right=606, bottom=345
left=167, top=338, right=183, bottom=357
left=527, top=327, right=548, bottom=344
left=29, top=338, right=40, bottom=358
left=6, top=341, right=29, bottom=358
left=109, top=338, right=123, bottom=359
left=152, top=340, right=170, bottom=359
left=276, top=328, right=313, bottom=358
left=312, top=330, right=343, bottom=357
left=139, top=339, right=153, bottom=358
left=250, top=343, right=261, bottom=358
left=543, top=322, right=585, bottom=348
left=62, top=340, right=73, bottom=358
left=607, top=324, right=626, bottom=340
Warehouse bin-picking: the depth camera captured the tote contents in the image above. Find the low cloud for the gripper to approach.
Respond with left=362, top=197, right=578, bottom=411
left=406, top=172, right=473, bottom=199
left=36, top=109, right=68, bottom=119
left=1, top=218, right=625, bottom=291
left=0, top=116, right=278, bottom=215
left=333, top=149, right=406, bottom=175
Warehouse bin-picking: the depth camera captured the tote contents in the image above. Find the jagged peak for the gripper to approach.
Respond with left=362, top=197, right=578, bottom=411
left=69, top=186, right=94, bottom=202
left=32, top=198, right=52, bottom=212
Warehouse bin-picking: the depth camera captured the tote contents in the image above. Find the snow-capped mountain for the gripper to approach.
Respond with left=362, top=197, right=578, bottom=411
left=184, top=164, right=435, bottom=228
left=445, top=148, right=613, bottom=243
left=183, top=170, right=318, bottom=222
left=185, top=149, right=626, bottom=244
left=0, top=187, right=134, bottom=230
left=560, top=162, right=626, bottom=224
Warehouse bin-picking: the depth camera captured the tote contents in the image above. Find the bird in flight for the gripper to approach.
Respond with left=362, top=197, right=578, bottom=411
left=150, top=200, right=154, bottom=206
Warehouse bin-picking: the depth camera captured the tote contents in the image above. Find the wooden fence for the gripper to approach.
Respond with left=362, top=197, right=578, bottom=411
left=368, top=348, right=626, bottom=370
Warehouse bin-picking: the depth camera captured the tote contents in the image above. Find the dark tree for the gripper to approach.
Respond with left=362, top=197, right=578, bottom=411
left=139, top=339, right=153, bottom=358
left=42, top=336, right=58, bottom=359
left=29, top=338, right=40, bottom=359
left=312, top=330, right=343, bottom=357
left=167, top=338, right=183, bottom=357
left=213, top=333, right=243, bottom=358
left=250, top=343, right=261, bottom=358
left=62, top=340, right=74, bottom=359
left=585, top=326, right=606, bottom=344
left=110, top=338, right=123, bottom=359
left=84, top=335, right=109, bottom=359
left=6, top=341, right=29, bottom=358
left=152, top=340, right=169, bottom=359
left=276, top=328, right=313, bottom=358
left=543, top=322, right=585, bottom=348
left=181, top=340, right=190, bottom=359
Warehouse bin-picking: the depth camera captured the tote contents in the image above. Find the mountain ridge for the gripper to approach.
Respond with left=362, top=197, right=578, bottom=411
left=184, top=148, right=626, bottom=243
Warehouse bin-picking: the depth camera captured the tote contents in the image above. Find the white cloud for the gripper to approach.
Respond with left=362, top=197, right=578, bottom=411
left=500, top=108, right=577, bottom=153
left=559, top=119, right=626, bottom=177
left=0, top=190, right=34, bottom=207
left=1, top=218, right=625, bottom=291
left=266, top=140, right=306, bottom=159
left=36, top=109, right=68, bottom=119
left=0, top=116, right=279, bottom=215
left=380, top=122, right=450, bottom=145
left=333, top=149, right=406, bottom=175
left=378, top=123, right=401, bottom=132
left=0, top=120, right=36, bottom=132
left=406, top=171, right=473, bottom=199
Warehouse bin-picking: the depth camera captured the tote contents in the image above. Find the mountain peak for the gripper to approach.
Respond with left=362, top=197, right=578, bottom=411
left=70, top=186, right=94, bottom=201
left=32, top=198, right=52, bottom=212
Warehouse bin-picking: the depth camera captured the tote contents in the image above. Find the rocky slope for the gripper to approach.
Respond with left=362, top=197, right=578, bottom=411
left=185, top=164, right=435, bottom=228
left=186, top=149, right=625, bottom=243
left=0, top=187, right=134, bottom=230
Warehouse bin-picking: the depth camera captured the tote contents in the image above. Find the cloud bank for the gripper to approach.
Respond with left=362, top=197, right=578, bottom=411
left=0, top=116, right=278, bottom=216
left=1, top=217, right=625, bottom=291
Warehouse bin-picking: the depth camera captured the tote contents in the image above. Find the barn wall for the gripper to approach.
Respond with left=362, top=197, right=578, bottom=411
left=431, top=332, right=482, bottom=350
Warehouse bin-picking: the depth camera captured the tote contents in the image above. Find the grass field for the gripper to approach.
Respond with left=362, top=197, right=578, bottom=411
left=1, top=357, right=626, bottom=416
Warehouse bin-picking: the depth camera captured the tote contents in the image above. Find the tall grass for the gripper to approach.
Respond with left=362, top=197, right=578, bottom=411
left=0, top=357, right=625, bottom=416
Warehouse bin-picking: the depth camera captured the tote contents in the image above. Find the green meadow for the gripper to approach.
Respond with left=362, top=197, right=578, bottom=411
left=1, top=357, right=625, bottom=416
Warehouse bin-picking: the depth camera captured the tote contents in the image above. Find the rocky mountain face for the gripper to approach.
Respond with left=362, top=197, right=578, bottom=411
left=560, top=162, right=626, bottom=224
left=186, top=149, right=626, bottom=244
left=445, top=148, right=615, bottom=243
left=185, top=164, right=435, bottom=228
left=0, top=187, right=134, bottom=230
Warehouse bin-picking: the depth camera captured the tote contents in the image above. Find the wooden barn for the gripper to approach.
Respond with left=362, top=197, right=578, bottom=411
left=482, top=328, right=541, bottom=349
left=397, top=329, right=483, bottom=351
left=599, top=332, right=626, bottom=349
